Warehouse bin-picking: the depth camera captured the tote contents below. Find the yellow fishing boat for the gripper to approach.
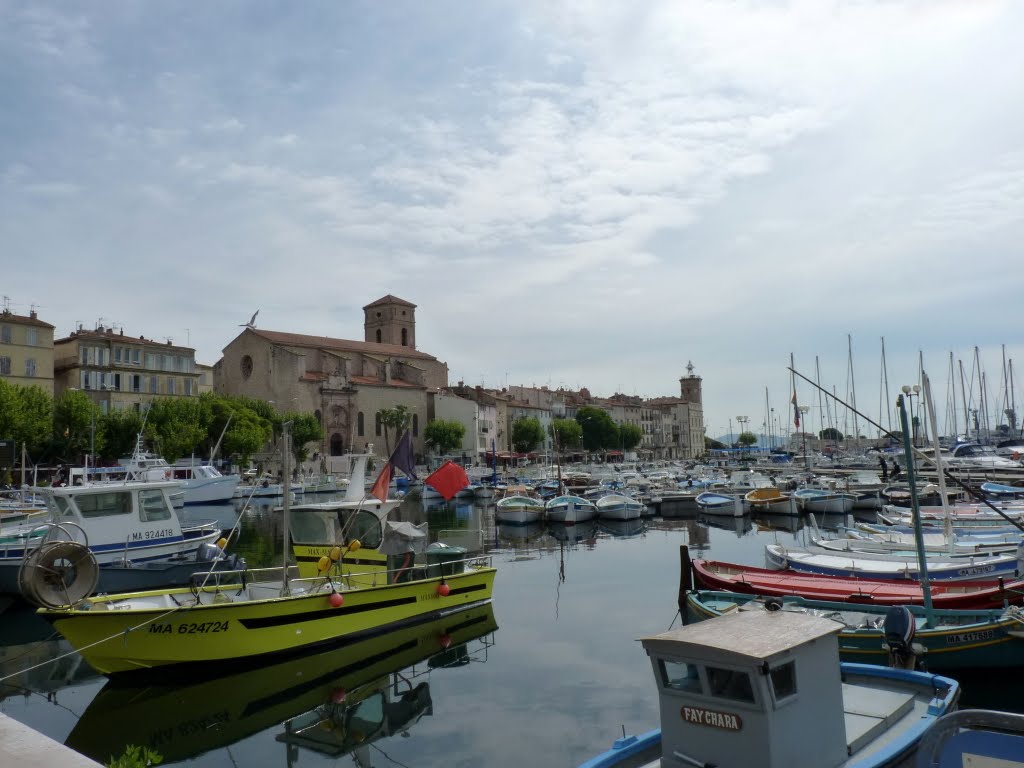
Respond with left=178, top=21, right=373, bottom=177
left=40, top=424, right=496, bottom=676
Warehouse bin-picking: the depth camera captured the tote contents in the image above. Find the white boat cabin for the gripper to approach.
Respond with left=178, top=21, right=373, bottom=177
left=641, top=611, right=849, bottom=768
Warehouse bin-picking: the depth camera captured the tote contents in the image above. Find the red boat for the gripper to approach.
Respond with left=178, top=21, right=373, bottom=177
left=690, top=558, right=1024, bottom=610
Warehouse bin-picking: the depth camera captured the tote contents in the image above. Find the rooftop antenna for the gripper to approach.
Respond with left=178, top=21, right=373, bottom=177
left=185, top=328, right=191, bottom=346
left=2, top=296, right=10, bottom=311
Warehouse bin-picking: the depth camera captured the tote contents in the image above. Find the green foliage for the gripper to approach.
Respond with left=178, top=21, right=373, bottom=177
left=106, top=744, right=163, bottom=768
left=619, top=423, right=644, bottom=451
left=550, top=418, right=582, bottom=449
left=143, top=398, right=207, bottom=463
left=819, top=427, right=843, bottom=442
left=424, top=419, right=466, bottom=455
left=53, top=389, right=102, bottom=463
left=283, top=411, right=324, bottom=464
left=98, top=409, right=145, bottom=460
left=377, top=405, right=411, bottom=454
left=575, top=407, right=618, bottom=452
left=737, top=431, right=758, bottom=447
left=3, top=383, right=53, bottom=457
left=511, top=417, right=544, bottom=453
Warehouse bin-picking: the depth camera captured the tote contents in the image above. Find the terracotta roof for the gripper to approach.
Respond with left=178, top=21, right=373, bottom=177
left=300, top=371, right=329, bottom=381
left=363, top=295, right=416, bottom=310
left=249, top=328, right=437, bottom=361
left=0, top=311, right=54, bottom=329
left=645, top=397, right=688, bottom=406
left=350, top=375, right=420, bottom=388
left=55, top=328, right=194, bottom=351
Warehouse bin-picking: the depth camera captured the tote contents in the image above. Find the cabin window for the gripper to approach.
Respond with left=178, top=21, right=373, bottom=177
left=706, top=666, right=755, bottom=703
left=660, top=660, right=703, bottom=694
left=340, top=510, right=383, bottom=549
left=76, top=491, right=133, bottom=519
left=139, top=490, right=172, bottom=522
left=769, top=661, right=797, bottom=703
left=50, top=495, right=75, bottom=518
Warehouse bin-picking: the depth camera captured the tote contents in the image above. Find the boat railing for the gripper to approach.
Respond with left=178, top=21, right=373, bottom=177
left=187, top=554, right=495, bottom=593
left=915, top=709, right=1024, bottom=767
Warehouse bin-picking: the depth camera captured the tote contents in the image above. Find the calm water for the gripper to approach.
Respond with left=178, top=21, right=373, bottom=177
left=0, top=496, right=1018, bottom=767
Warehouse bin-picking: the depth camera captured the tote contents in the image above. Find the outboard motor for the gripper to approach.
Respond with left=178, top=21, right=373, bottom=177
left=882, top=605, right=920, bottom=669
left=194, top=541, right=225, bottom=563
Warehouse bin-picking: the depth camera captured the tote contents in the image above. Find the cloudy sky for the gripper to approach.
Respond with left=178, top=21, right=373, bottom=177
left=3, top=1, right=1023, bottom=441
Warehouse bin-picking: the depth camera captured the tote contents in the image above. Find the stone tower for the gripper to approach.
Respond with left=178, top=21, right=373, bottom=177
left=680, top=360, right=702, bottom=403
left=363, top=295, right=417, bottom=349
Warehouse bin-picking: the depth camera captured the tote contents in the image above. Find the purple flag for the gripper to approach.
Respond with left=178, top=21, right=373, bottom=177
left=389, top=430, right=417, bottom=480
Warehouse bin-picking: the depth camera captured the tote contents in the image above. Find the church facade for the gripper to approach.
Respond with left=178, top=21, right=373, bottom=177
left=213, top=296, right=447, bottom=459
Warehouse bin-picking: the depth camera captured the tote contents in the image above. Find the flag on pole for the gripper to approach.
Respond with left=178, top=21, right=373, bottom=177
left=424, top=460, right=469, bottom=501
left=368, top=430, right=417, bottom=502
left=791, top=391, right=800, bottom=428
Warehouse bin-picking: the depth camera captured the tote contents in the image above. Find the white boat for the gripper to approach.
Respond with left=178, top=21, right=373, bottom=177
left=792, top=488, right=856, bottom=514
left=0, top=479, right=222, bottom=595
left=170, top=459, right=241, bottom=505
left=495, top=494, right=545, bottom=525
left=579, top=609, right=959, bottom=768
left=234, top=476, right=303, bottom=499
left=299, top=474, right=346, bottom=494
left=546, top=494, right=596, bottom=524
left=595, top=493, right=644, bottom=521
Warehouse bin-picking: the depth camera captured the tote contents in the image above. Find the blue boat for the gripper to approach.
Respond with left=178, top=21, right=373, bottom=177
left=578, top=609, right=959, bottom=768
left=916, top=709, right=1024, bottom=767
left=981, top=481, right=1024, bottom=501
left=695, top=491, right=743, bottom=517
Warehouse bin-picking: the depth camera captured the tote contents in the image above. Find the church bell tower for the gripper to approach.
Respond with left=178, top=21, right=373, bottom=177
left=363, top=295, right=417, bottom=349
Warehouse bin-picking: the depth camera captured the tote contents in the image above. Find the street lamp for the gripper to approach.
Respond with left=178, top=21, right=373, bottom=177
left=797, top=406, right=810, bottom=469
left=901, top=385, right=921, bottom=447
left=736, top=416, right=749, bottom=456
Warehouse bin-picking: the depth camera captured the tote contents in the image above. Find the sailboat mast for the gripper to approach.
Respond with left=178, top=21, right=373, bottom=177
left=1011, top=359, right=1019, bottom=437
left=764, top=386, right=772, bottom=451
left=815, top=357, right=827, bottom=450
left=922, top=372, right=954, bottom=556
left=917, top=350, right=927, bottom=445
left=879, top=337, right=892, bottom=438
left=959, top=358, right=969, bottom=441
left=848, top=334, right=860, bottom=450
left=282, top=421, right=292, bottom=593
left=897, top=393, right=934, bottom=628
left=947, top=351, right=957, bottom=440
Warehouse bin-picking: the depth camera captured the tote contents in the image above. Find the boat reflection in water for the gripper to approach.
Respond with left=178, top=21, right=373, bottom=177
left=66, top=604, right=498, bottom=765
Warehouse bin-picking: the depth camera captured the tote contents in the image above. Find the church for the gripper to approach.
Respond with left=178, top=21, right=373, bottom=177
left=213, top=295, right=447, bottom=459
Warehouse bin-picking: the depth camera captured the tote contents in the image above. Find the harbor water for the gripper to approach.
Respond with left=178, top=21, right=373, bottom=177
left=0, top=494, right=1019, bottom=767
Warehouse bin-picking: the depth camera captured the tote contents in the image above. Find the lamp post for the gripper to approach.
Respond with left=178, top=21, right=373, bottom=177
left=798, top=406, right=810, bottom=469
left=901, top=385, right=920, bottom=447
left=736, top=415, right=749, bottom=456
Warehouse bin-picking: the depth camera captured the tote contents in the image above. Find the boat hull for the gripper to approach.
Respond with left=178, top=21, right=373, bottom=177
left=685, top=590, right=1024, bottom=669
left=44, top=565, right=496, bottom=675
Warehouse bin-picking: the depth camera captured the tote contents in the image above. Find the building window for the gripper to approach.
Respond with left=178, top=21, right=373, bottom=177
left=314, top=409, right=322, bottom=425
left=114, top=346, right=122, bottom=363
left=401, top=328, right=408, bottom=346
left=131, top=374, right=142, bottom=393
left=25, top=328, right=38, bottom=346
left=167, top=377, right=176, bottom=395
left=150, top=376, right=158, bottom=393
left=0, top=325, right=10, bottom=343
left=25, top=358, right=36, bottom=377
left=375, top=329, right=382, bottom=343
left=131, top=349, right=141, bottom=365
left=184, top=379, right=193, bottom=396
left=413, top=413, right=419, bottom=436
left=375, top=412, right=382, bottom=436
left=112, top=373, right=121, bottom=391
left=0, top=356, right=10, bottom=376
left=357, top=412, right=365, bottom=437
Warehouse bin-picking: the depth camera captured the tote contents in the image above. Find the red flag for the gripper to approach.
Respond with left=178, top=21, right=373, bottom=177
left=791, top=391, right=800, bottom=428
left=369, top=462, right=393, bottom=502
left=424, top=461, right=469, bottom=501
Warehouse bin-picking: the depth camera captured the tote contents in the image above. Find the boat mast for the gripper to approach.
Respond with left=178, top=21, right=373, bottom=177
left=896, top=392, right=934, bottom=628
left=922, top=372, right=954, bottom=556
left=764, top=386, right=772, bottom=452
left=947, top=351, right=957, bottom=441
left=815, top=357, right=828, bottom=451
left=281, top=421, right=292, bottom=594
left=880, top=337, right=892, bottom=437
left=917, top=350, right=927, bottom=446
left=848, top=334, right=860, bottom=451
left=958, top=358, right=970, bottom=441
left=1011, top=358, right=1020, bottom=437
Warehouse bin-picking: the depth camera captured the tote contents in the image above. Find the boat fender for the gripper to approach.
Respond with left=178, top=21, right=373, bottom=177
left=764, top=596, right=784, bottom=612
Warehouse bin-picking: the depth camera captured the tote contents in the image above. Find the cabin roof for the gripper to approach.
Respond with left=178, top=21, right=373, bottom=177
left=640, top=610, right=842, bottom=662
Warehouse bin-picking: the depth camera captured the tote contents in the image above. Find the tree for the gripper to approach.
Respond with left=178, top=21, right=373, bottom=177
left=11, top=384, right=53, bottom=459
left=143, top=398, right=207, bottom=463
left=424, top=419, right=466, bottom=455
left=511, top=417, right=544, bottom=454
left=53, top=389, right=102, bottom=463
left=737, top=431, right=758, bottom=447
left=575, top=406, right=618, bottom=452
left=550, top=418, right=582, bottom=450
left=619, top=423, right=643, bottom=451
left=283, top=411, right=324, bottom=465
left=819, top=427, right=843, bottom=442
left=377, top=405, right=411, bottom=455
left=99, top=409, right=145, bottom=460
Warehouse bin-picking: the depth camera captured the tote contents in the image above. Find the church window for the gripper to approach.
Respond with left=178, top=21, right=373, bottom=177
left=357, top=412, right=364, bottom=437
left=375, top=412, right=382, bottom=436
left=401, top=328, right=407, bottom=346
left=413, top=413, right=419, bottom=436
left=376, top=329, right=382, bottom=343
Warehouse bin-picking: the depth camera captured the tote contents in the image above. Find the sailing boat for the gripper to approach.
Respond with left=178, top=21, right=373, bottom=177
left=38, top=423, right=497, bottom=676
left=685, top=383, right=1024, bottom=669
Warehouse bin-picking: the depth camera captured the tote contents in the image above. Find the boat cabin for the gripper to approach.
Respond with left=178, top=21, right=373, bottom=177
left=641, top=610, right=849, bottom=768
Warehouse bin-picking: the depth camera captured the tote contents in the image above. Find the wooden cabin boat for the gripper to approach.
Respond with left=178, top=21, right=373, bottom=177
left=744, top=487, right=794, bottom=515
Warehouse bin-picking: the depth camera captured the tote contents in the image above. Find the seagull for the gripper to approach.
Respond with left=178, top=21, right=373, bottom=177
left=240, top=309, right=259, bottom=329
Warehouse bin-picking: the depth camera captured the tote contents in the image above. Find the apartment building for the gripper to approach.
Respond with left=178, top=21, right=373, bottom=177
left=0, top=308, right=56, bottom=395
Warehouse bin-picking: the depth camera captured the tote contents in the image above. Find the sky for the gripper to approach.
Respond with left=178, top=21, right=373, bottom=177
left=3, top=1, right=1023, bottom=442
